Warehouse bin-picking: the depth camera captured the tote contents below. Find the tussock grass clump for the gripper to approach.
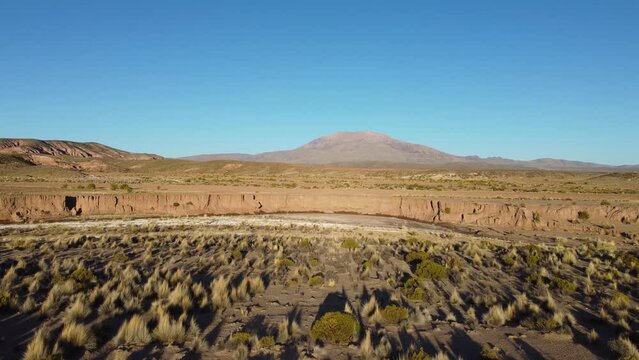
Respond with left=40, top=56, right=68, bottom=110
left=381, top=305, right=409, bottom=324
left=153, top=312, right=186, bottom=344
left=211, top=276, right=230, bottom=308
left=609, top=337, right=639, bottom=359
left=609, top=291, right=631, bottom=310
left=311, top=311, right=360, bottom=344
left=60, top=322, right=96, bottom=350
left=115, top=314, right=151, bottom=345
left=168, top=283, right=193, bottom=310
left=483, top=305, right=506, bottom=327
left=247, top=276, right=265, bottom=296
left=23, top=327, right=55, bottom=360
left=450, top=288, right=463, bottom=305
left=64, top=295, right=90, bottom=323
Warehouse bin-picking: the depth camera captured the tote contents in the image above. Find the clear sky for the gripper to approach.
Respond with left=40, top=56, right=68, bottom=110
left=1, top=1, right=638, bottom=165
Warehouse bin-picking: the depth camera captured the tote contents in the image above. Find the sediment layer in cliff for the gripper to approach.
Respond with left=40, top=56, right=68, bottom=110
left=2, top=193, right=638, bottom=237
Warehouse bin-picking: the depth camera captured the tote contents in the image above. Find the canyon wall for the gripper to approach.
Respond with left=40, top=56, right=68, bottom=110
left=1, top=193, right=638, bottom=236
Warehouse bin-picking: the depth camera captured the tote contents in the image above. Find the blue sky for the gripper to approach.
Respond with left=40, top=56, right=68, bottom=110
left=1, top=1, right=637, bottom=165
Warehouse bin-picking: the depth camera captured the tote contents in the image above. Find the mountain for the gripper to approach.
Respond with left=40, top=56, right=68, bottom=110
left=0, top=138, right=161, bottom=167
left=183, top=131, right=632, bottom=171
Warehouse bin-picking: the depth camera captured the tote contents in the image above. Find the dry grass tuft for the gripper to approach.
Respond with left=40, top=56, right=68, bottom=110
left=115, top=314, right=152, bottom=345
left=483, top=305, right=506, bottom=326
left=153, top=312, right=186, bottom=344
left=23, top=327, right=53, bottom=360
left=609, top=337, right=639, bottom=359
left=60, top=322, right=96, bottom=350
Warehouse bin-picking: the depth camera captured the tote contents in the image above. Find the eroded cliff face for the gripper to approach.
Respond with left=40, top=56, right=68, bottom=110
left=1, top=193, right=638, bottom=236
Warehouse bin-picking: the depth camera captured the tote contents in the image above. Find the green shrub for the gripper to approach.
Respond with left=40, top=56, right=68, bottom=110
left=480, top=345, right=502, bottom=360
left=406, top=251, right=430, bottom=264
left=501, top=253, right=516, bottom=267
left=577, top=211, right=590, bottom=220
left=232, top=250, right=243, bottom=261
left=113, top=250, right=129, bottom=262
left=111, top=183, right=133, bottom=193
left=362, top=259, right=375, bottom=270
left=525, top=272, right=543, bottom=286
left=275, top=257, right=295, bottom=267
left=298, top=239, right=312, bottom=248
left=259, top=336, right=275, bottom=348
left=530, top=316, right=562, bottom=332
left=341, top=239, right=359, bottom=250
left=381, top=305, right=409, bottom=324
left=308, top=258, right=319, bottom=267
left=551, top=277, right=577, bottom=294
left=415, top=260, right=447, bottom=280
left=523, top=244, right=542, bottom=267
left=70, top=267, right=95, bottom=290
left=231, top=332, right=251, bottom=345
left=310, top=312, right=359, bottom=344
left=308, top=275, right=323, bottom=287
left=600, top=200, right=611, bottom=206
left=402, top=277, right=424, bottom=301
left=403, top=349, right=431, bottom=360
left=444, top=207, right=451, bottom=214
left=87, top=183, right=96, bottom=190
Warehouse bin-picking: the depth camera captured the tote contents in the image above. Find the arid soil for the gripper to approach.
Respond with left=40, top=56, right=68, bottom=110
left=1, top=214, right=638, bottom=360
left=1, top=162, right=638, bottom=359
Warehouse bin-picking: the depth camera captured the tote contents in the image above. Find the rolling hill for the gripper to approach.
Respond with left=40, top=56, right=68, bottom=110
left=0, top=138, right=161, bottom=169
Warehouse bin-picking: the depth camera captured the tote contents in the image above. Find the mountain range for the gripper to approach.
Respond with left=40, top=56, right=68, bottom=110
left=1, top=133, right=636, bottom=171
left=183, top=131, right=638, bottom=171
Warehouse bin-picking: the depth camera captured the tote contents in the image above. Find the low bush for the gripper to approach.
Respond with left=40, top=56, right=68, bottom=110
left=402, top=277, right=425, bottom=301
left=415, top=260, right=447, bottom=280
left=381, top=305, right=409, bottom=324
left=341, top=239, right=359, bottom=250
left=259, top=335, right=275, bottom=348
left=311, top=311, right=360, bottom=344
left=577, top=211, right=590, bottom=221
left=308, top=275, right=324, bottom=287
left=551, top=277, right=577, bottom=294
left=480, top=345, right=502, bottom=360
left=527, top=316, right=562, bottom=332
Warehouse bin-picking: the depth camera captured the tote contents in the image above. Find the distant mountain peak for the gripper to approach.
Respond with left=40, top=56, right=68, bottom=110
left=182, top=131, right=627, bottom=170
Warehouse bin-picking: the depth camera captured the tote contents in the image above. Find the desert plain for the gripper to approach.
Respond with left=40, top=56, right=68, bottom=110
left=1, top=152, right=638, bottom=360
